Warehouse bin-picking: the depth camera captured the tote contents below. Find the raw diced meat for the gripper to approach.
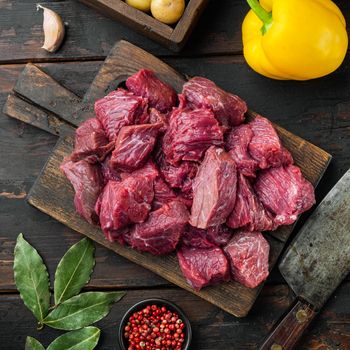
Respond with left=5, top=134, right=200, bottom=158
left=190, top=147, right=237, bottom=229
left=224, top=230, right=270, bottom=288
left=101, top=155, right=121, bottom=184
left=96, top=176, right=154, bottom=241
left=60, top=159, right=103, bottom=225
left=227, top=173, right=275, bottom=231
left=110, top=123, right=163, bottom=171
left=155, top=150, right=198, bottom=199
left=226, top=124, right=258, bottom=177
left=182, top=77, right=247, bottom=126
left=182, top=225, right=216, bottom=249
left=248, top=116, right=293, bottom=169
left=94, top=88, right=148, bottom=141
left=207, top=225, right=233, bottom=247
left=70, top=118, right=114, bottom=163
left=126, top=69, right=177, bottom=113
left=121, top=160, right=159, bottom=181
left=182, top=225, right=233, bottom=248
left=177, top=93, right=187, bottom=109
left=163, top=107, right=224, bottom=165
left=130, top=200, right=189, bottom=255
left=149, top=108, right=167, bottom=132
left=254, top=165, right=315, bottom=226
left=177, top=246, right=230, bottom=290
left=103, top=226, right=130, bottom=245
left=153, top=177, right=177, bottom=210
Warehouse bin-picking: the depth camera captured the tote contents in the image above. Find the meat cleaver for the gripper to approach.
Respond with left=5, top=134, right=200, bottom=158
left=259, top=168, right=350, bottom=350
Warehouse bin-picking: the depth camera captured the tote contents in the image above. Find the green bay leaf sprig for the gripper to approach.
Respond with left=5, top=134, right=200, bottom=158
left=25, top=327, right=100, bottom=350
left=54, top=237, right=95, bottom=306
left=25, top=336, right=45, bottom=350
left=46, top=327, right=101, bottom=350
left=44, top=291, right=125, bottom=330
left=14, top=234, right=50, bottom=328
left=14, top=234, right=125, bottom=349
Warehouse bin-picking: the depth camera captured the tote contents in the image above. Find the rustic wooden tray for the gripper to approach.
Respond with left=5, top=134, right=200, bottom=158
left=3, top=40, right=331, bottom=317
left=79, top=0, right=209, bottom=51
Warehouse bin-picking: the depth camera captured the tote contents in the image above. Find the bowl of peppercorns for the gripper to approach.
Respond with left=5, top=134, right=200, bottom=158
left=119, top=298, right=192, bottom=350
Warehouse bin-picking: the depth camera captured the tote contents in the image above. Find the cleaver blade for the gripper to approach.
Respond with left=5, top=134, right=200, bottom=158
left=259, top=168, right=350, bottom=350
left=279, top=168, right=350, bottom=310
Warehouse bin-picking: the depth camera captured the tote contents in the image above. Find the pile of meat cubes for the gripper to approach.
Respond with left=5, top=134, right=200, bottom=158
left=61, top=70, right=315, bottom=291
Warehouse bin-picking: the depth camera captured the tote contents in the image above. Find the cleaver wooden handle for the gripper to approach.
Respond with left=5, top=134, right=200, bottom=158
left=259, top=299, right=318, bottom=350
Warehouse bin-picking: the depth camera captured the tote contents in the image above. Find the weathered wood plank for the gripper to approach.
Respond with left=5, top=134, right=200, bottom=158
left=1, top=0, right=348, bottom=63
left=13, top=63, right=82, bottom=125
left=79, top=0, right=210, bottom=51
left=3, top=94, right=75, bottom=136
left=0, top=283, right=349, bottom=349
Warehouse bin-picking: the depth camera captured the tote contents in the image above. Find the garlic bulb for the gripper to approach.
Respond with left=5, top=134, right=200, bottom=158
left=37, top=4, right=65, bottom=53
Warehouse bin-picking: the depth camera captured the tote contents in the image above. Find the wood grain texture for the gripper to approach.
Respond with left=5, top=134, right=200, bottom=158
left=3, top=93, right=74, bottom=137
left=79, top=0, right=210, bottom=51
left=13, top=63, right=82, bottom=125
left=259, top=299, right=318, bottom=350
left=18, top=40, right=329, bottom=317
left=0, top=284, right=349, bottom=350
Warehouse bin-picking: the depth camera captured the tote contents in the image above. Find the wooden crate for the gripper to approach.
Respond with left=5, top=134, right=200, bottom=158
left=79, top=0, right=209, bottom=51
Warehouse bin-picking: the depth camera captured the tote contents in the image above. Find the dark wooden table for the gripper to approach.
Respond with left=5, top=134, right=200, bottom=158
left=0, top=1, right=349, bottom=349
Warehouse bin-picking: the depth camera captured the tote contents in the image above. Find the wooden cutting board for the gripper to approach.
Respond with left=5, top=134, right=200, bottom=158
left=3, top=40, right=331, bottom=317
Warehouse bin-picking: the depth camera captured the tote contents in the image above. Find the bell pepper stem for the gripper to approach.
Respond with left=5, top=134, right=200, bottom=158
left=246, top=0, right=273, bottom=34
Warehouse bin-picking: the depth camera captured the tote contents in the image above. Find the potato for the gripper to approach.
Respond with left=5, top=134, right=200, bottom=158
left=151, top=0, right=185, bottom=24
left=126, top=0, right=151, bottom=12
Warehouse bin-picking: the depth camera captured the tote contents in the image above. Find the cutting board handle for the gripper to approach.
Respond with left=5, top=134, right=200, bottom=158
left=258, top=299, right=317, bottom=350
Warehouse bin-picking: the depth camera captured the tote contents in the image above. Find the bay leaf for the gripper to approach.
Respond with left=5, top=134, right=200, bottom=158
left=54, top=238, right=95, bottom=305
left=25, top=336, right=45, bottom=350
left=46, top=327, right=100, bottom=350
left=13, top=234, right=50, bottom=324
left=43, top=291, right=125, bottom=330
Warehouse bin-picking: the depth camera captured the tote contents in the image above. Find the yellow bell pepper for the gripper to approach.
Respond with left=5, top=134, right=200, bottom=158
left=242, top=0, right=348, bottom=80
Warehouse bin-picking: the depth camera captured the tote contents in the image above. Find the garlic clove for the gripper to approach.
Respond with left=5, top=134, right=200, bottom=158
left=37, top=4, right=65, bottom=53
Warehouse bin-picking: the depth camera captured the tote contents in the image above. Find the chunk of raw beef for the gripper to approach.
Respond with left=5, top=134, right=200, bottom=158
left=182, top=225, right=233, bottom=249
left=207, top=225, right=233, bottom=246
left=121, top=160, right=159, bottom=181
left=226, top=124, right=258, bottom=177
left=227, top=173, right=275, bottom=231
left=190, top=147, right=237, bottom=229
left=177, top=246, right=230, bottom=290
left=152, top=177, right=177, bottom=210
left=182, top=77, right=247, bottom=126
left=130, top=200, right=189, bottom=255
left=126, top=69, right=177, bottom=113
left=163, top=107, right=224, bottom=165
left=155, top=150, right=198, bottom=199
left=96, top=176, right=154, bottom=241
left=110, top=123, right=163, bottom=171
left=224, top=230, right=270, bottom=288
left=248, top=116, right=293, bottom=169
left=182, top=226, right=216, bottom=249
left=71, top=118, right=114, bottom=163
left=101, top=155, right=121, bottom=184
left=149, top=108, right=167, bottom=132
left=94, top=89, right=148, bottom=141
left=254, top=165, right=315, bottom=226
left=60, top=159, right=103, bottom=225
